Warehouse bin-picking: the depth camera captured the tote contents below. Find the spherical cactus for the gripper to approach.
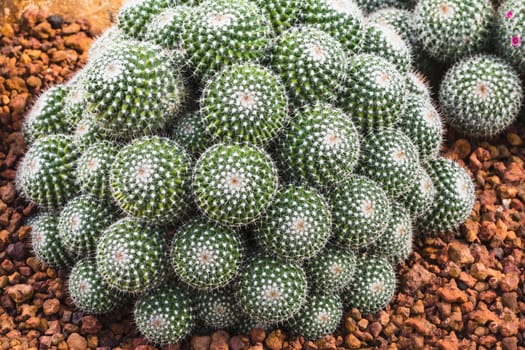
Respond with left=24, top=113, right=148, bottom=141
left=192, top=143, right=279, bottom=226
left=84, top=41, right=185, bottom=138
left=287, top=293, right=343, bottom=340
left=399, top=165, right=436, bottom=217
left=16, top=135, right=79, bottom=210
left=368, top=203, right=413, bottom=264
left=117, top=0, right=174, bottom=39
left=360, top=22, right=412, bottom=73
left=68, top=258, right=122, bottom=314
left=416, top=157, right=475, bottom=234
left=439, top=55, right=523, bottom=138
left=341, top=53, right=406, bottom=132
left=496, top=0, right=525, bottom=75
left=236, top=255, right=308, bottom=323
left=254, top=0, right=304, bottom=33
left=399, top=93, right=443, bottom=160
left=356, top=0, right=416, bottom=13
left=329, top=175, right=391, bottom=248
left=23, top=85, right=70, bottom=145
left=170, top=218, right=244, bottom=289
left=255, top=184, right=332, bottom=261
left=271, top=26, right=347, bottom=104
left=413, top=0, right=493, bottom=63
left=58, top=195, right=114, bottom=257
left=342, top=255, right=396, bottom=314
left=275, top=103, right=360, bottom=189
left=28, top=213, right=73, bottom=268
left=76, top=141, right=119, bottom=200
left=201, top=63, right=289, bottom=145
left=359, top=128, right=420, bottom=197
left=301, top=0, right=366, bottom=54
left=305, top=246, right=356, bottom=292
left=110, top=136, right=192, bottom=223
left=71, top=113, right=105, bottom=151
left=134, top=285, right=194, bottom=344
left=172, top=112, right=212, bottom=158
left=195, top=288, right=240, bottom=330
left=96, top=218, right=168, bottom=293
left=181, top=0, right=272, bottom=77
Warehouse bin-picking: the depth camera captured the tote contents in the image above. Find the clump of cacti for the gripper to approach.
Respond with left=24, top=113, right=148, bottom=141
left=23, top=0, right=520, bottom=343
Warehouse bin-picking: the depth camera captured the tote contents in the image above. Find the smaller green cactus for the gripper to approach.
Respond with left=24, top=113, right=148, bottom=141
left=287, top=292, right=343, bottom=340
left=236, top=255, right=308, bottom=323
left=342, top=255, right=396, bottom=313
left=23, top=85, right=70, bottom=145
left=399, top=165, right=436, bottom=217
left=195, top=288, right=240, bottom=330
left=329, top=175, right=391, bottom=248
left=134, top=285, right=195, bottom=344
left=16, top=135, right=79, bottom=210
left=254, top=0, right=304, bottom=33
left=305, top=246, right=356, bottom=292
left=29, top=213, right=74, bottom=268
left=271, top=26, right=347, bottom=104
left=117, top=0, right=174, bottom=39
left=172, top=112, right=212, bottom=158
left=68, top=258, right=123, bottom=314
left=71, top=113, right=105, bottom=151
left=495, top=0, right=525, bottom=75
left=255, top=184, right=332, bottom=261
left=439, top=55, right=523, bottom=138
left=96, top=218, right=168, bottom=293
left=405, top=71, right=432, bottom=98
left=58, top=195, right=114, bottom=257
left=201, top=63, right=289, bottom=145
left=170, top=218, right=244, bottom=289
left=76, top=141, right=119, bottom=200
left=192, top=143, right=279, bottom=226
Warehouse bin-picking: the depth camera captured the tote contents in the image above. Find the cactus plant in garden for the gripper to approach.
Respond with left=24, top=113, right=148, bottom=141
left=27, top=0, right=525, bottom=344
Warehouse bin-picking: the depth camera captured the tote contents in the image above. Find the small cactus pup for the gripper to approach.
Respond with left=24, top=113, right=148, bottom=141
left=301, top=0, right=366, bottom=54
left=287, top=292, right=343, bottom=340
left=23, top=85, right=71, bottom=144
left=71, top=113, right=105, bottom=151
left=28, top=213, right=74, bottom=268
left=134, top=285, right=194, bottom=345
left=405, top=71, right=432, bottom=98
left=399, top=93, right=443, bottom=160
left=254, top=0, right=305, bottom=34
left=399, top=165, right=436, bottom=218
left=76, top=141, right=119, bottom=200
left=275, top=103, right=360, bottom=189
left=356, top=0, right=416, bottom=13
left=413, top=0, right=494, bottom=63
left=358, top=128, right=420, bottom=197
left=416, top=157, right=475, bottom=234
left=96, top=218, right=168, bottom=293
left=271, top=26, right=347, bottom=104
left=200, top=63, right=289, bottom=145
left=58, top=195, right=114, bottom=257
left=236, top=255, right=308, bottom=323
left=496, top=0, right=525, bottom=75
left=110, top=136, right=192, bottom=223
left=195, top=288, right=240, bottom=330
left=360, top=22, right=412, bottom=73
left=329, top=175, right=391, bottom=248
left=439, top=55, right=523, bottom=138
left=68, top=258, right=123, bottom=314
left=16, top=135, right=79, bottom=210
left=172, top=112, right=212, bottom=158
left=170, top=218, right=244, bottom=289
left=84, top=40, right=185, bottom=139
left=341, top=53, right=406, bottom=133
left=367, top=203, right=413, bottom=264
left=181, top=0, right=273, bottom=77
left=192, top=143, right=279, bottom=226
left=342, top=255, right=396, bottom=314
left=305, top=246, right=356, bottom=292
left=255, top=184, right=332, bottom=261
left=117, top=0, right=174, bottom=40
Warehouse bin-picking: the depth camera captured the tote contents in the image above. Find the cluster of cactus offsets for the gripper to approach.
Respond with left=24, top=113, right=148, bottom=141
left=24, top=0, right=520, bottom=343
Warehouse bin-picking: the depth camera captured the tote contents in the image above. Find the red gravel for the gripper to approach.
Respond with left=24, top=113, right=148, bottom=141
left=1, top=8, right=525, bottom=350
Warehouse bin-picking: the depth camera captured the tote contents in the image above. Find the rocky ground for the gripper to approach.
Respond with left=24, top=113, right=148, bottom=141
left=1, top=9, right=524, bottom=350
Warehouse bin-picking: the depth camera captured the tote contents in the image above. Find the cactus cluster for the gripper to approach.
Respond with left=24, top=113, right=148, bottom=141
left=24, top=0, right=520, bottom=344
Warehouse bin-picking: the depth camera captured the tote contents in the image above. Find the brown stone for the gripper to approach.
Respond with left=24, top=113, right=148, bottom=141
left=63, top=23, right=81, bottom=35
left=191, top=336, right=211, bottom=350
left=250, top=328, right=265, bottom=343
left=403, top=263, right=436, bottom=293
left=32, top=21, right=56, bottom=39
left=229, top=336, right=247, bottom=350
left=344, top=334, right=360, bottom=350
left=64, top=32, right=92, bottom=53
left=67, top=333, right=87, bottom=350
left=210, top=331, right=229, bottom=350
left=265, top=330, right=285, bottom=350
left=437, top=280, right=468, bottom=303
left=42, top=298, right=60, bottom=315
left=6, top=284, right=33, bottom=303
